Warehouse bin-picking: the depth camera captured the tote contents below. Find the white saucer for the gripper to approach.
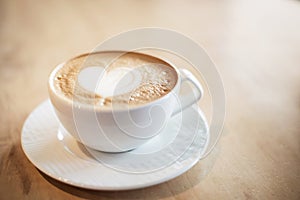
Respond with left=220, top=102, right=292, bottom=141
left=21, top=100, right=209, bottom=190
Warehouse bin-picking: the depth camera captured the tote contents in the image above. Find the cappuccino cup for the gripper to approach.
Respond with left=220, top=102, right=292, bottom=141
left=48, top=51, right=203, bottom=152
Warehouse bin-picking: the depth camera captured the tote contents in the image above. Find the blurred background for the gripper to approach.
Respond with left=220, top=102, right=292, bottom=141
left=0, top=0, right=299, bottom=199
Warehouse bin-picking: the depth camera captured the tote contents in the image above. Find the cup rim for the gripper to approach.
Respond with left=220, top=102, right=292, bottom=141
left=48, top=50, right=181, bottom=112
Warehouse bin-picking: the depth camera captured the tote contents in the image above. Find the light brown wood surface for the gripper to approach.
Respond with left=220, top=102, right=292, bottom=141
left=1, top=0, right=299, bottom=199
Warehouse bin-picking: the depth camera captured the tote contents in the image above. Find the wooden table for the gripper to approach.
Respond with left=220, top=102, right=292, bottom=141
left=1, top=0, right=299, bottom=199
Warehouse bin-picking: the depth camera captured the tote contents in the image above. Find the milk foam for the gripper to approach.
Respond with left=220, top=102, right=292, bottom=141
left=53, top=52, right=177, bottom=107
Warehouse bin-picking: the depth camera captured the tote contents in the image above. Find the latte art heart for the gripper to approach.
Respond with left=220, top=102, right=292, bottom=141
left=78, top=66, right=142, bottom=97
left=53, top=52, right=177, bottom=108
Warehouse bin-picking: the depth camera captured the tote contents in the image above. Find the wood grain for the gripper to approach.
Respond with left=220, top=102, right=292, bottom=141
left=0, top=0, right=299, bottom=199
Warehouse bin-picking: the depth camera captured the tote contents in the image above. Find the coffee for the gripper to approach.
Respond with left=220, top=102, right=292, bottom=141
left=52, top=52, right=178, bottom=108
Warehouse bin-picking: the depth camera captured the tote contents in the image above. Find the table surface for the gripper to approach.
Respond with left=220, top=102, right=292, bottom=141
left=1, top=0, right=299, bottom=199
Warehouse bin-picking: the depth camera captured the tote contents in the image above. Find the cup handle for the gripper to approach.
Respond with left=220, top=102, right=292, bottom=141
left=172, top=69, right=203, bottom=116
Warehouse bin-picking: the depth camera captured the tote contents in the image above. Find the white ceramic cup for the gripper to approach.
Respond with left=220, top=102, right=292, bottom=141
left=48, top=51, right=203, bottom=152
